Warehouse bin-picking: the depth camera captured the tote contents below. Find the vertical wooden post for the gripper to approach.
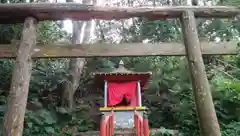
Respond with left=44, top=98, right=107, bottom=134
left=3, top=17, right=37, bottom=136
left=100, top=114, right=106, bottom=136
left=137, top=81, right=142, bottom=107
left=104, top=80, right=108, bottom=107
left=180, top=10, right=221, bottom=136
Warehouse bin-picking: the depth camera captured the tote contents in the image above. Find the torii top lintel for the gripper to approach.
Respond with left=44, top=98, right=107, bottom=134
left=93, top=60, right=152, bottom=89
left=0, top=3, right=239, bottom=24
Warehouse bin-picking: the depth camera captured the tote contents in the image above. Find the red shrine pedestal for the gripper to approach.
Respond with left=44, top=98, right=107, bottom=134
left=93, top=60, right=152, bottom=136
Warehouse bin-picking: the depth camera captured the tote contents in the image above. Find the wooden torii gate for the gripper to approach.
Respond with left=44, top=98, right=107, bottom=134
left=0, top=2, right=239, bottom=136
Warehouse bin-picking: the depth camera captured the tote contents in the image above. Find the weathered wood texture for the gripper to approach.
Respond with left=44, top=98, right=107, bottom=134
left=0, top=41, right=237, bottom=58
left=0, top=3, right=239, bottom=23
left=3, top=17, right=37, bottom=136
left=180, top=10, right=221, bottom=136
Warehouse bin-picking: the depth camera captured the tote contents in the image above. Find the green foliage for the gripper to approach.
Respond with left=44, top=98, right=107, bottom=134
left=37, top=21, right=68, bottom=44
left=222, top=122, right=240, bottom=136
left=23, top=109, right=58, bottom=135
left=0, top=0, right=240, bottom=135
left=151, top=127, right=182, bottom=136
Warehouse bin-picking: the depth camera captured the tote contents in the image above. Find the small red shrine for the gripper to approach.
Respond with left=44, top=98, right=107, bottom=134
left=93, top=60, right=152, bottom=136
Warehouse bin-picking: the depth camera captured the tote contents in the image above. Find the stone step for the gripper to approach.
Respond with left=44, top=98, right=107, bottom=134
left=114, top=128, right=136, bottom=136
left=72, top=128, right=179, bottom=136
left=73, top=128, right=136, bottom=136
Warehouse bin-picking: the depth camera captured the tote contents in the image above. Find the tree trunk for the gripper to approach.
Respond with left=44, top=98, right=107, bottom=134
left=180, top=10, right=221, bottom=136
left=3, top=17, right=37, bottom=136
left=62, top=0, right=95, bottom=111
left=66, top=21, right=86, bottom=110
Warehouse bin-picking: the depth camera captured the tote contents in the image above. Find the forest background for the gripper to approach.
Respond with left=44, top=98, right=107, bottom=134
left=0, top=0, right=240, bottom=135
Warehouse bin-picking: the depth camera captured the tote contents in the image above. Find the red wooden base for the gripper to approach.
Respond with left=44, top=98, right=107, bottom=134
left=143, top=119, right=150, bottom=136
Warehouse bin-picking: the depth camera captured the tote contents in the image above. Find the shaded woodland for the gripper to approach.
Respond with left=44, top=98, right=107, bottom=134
left=0, top=0, right=240, bottom=136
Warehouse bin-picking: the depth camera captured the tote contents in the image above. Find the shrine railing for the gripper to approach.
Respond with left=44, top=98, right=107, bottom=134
left=134, top=110, right=143, bottom=136
left=100, top=111, right=114, bottom=136
left=134, top=110, right=150, bottom=136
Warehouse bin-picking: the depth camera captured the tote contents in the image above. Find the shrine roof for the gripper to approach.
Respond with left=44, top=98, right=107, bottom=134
left=92, top=60, right=152, bottom=89
left=92, top=60, right=152, bottom=76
